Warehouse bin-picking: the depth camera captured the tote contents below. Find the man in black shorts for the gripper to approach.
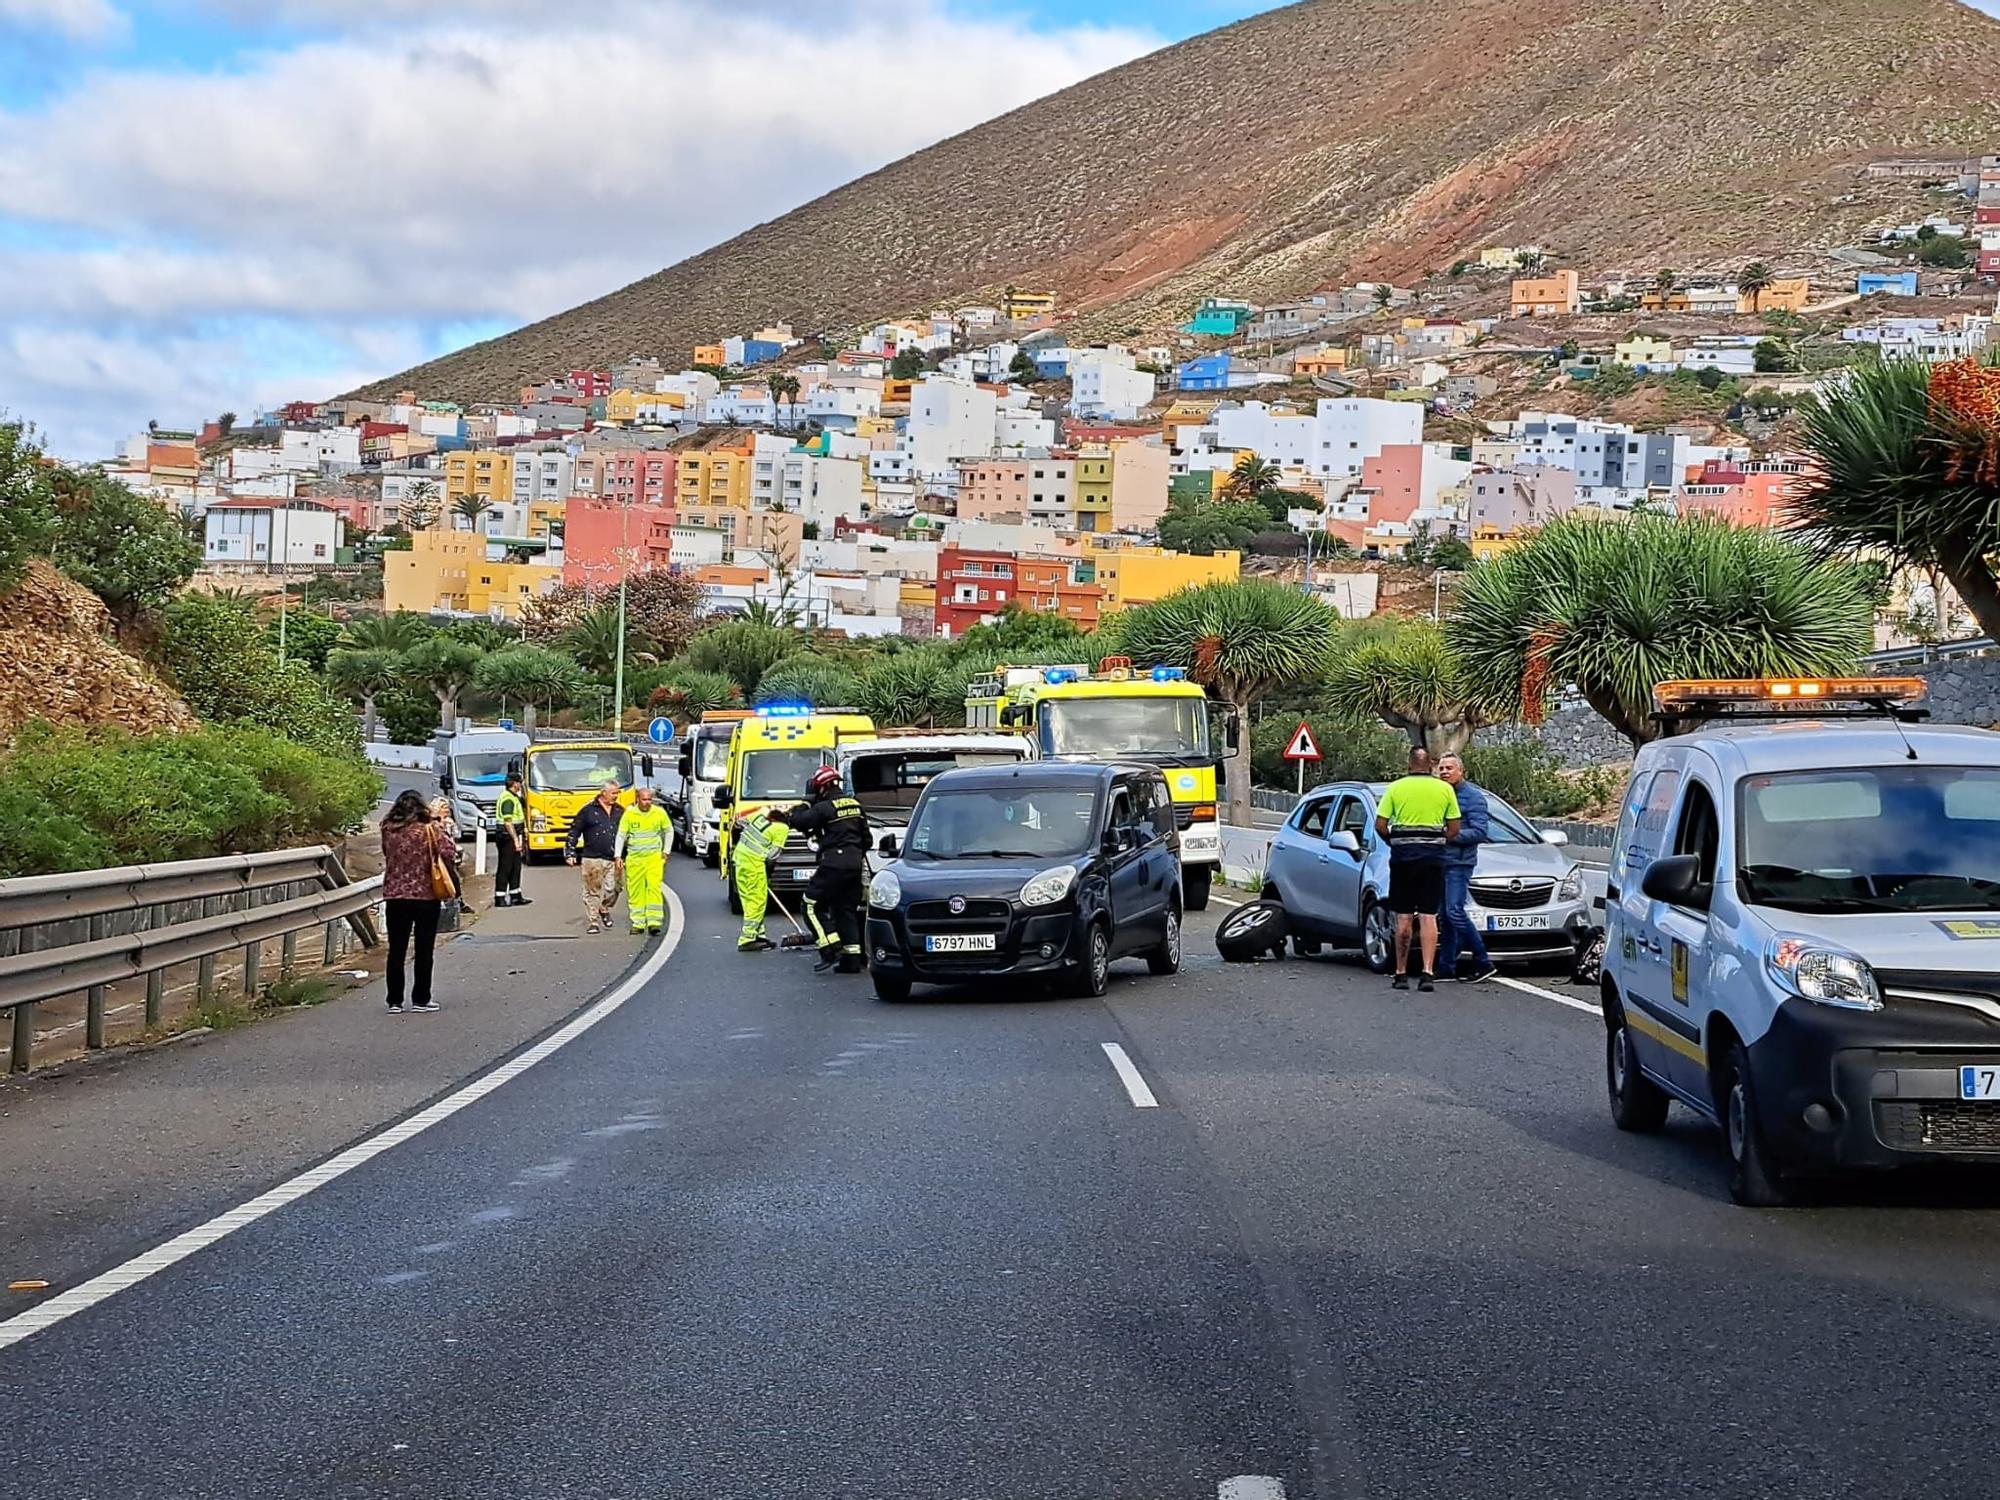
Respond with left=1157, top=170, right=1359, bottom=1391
left=1373, top=747, right=1462, bottom=991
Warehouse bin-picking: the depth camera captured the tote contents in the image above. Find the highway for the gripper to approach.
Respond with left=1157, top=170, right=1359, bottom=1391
left=6, top=858, right=2000, bottom=1499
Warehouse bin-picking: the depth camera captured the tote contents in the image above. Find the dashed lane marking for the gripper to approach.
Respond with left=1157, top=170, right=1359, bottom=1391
left=0, top=887, right=689, bottom=1354
left=1100, top=1042, right=1160, bottom=1109
left=1219, top=1478, right=1288, bottom=1500
left=1493, top=973, right=1602, bottom=1017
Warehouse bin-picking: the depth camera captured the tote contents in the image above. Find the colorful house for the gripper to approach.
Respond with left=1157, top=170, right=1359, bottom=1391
left=384, top=528, right=561, bottom=620
left=692, top=343, right=727, bottom=368
left=1183, top=298, right=1254, bottom=337
left=1857, top=271, right=1919, bottom=296
left=1510, top=270, right=1582, bottom=318
left=1072, top=451, right=1114, bottom=534
left=1293, top=347, right=1350, bottom=379
left=1614, top=334, right=1676, bottom=369
left=1177, top=354, right=1234, bottom=391
left=1001, top=290, right=1057, bottom=321
left=1087, top=544, right=1241, bottom=608
left=1739, top=277, right=1810, bottom=314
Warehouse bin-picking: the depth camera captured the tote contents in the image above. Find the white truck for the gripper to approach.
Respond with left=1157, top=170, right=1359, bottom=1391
left=434, top=726, right=531, bottom=837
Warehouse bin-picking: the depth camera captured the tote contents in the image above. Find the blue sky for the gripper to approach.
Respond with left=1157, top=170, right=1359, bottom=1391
left=0, top=0, right=1288, bottom=457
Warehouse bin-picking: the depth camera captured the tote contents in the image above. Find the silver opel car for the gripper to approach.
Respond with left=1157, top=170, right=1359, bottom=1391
left=1264, top=779, right=1594, bottom=969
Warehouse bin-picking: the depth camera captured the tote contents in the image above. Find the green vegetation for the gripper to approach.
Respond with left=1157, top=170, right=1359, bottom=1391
left=1793, top=353, right=2000, bottom=642
left=474, top=644, right=584, bottom=734
left=47, top=466, right=200, bottom=630
left=1915, top=234, right=1971, bottom=269
left=890, top=347, right=926, bottom=380
left=0, top=421, right=58, bottom=588
left=1447, top=514, right=1875, bottom=748
left=0, top=723, right=378, bottom=879
left=1322, top=619, right=1505, bottom=757
left=1157, top=497, right=1270, bottom=555
left=157, top=593, right=362, bottom=758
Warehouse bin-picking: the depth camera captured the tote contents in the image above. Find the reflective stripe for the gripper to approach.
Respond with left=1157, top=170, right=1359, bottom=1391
left=736, top=813, right=786, bottom=860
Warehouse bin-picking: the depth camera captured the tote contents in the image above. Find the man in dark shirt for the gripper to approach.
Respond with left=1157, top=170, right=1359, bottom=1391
left=787, top=764, right=870, bottom=974
left=564, top=780, right=626, bottom=934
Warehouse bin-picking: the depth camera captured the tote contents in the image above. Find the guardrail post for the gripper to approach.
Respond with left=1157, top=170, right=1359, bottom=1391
left=10, top=1002, right=31, bottom=1074
left=281, top=930, right=298, bottom=976
left=243, top=939, right=261, bottom=997
left=145, top=971, right=164, bottom=1031
left=323, top=921, right=338, bottom=965
left=85, top=913, right=110, bottom=1049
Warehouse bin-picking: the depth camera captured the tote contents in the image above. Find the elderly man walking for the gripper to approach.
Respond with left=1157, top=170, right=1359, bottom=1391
left=615, top=785, right=674, bottom=936
left=565, top=780, right=626, bottom=934
left=1436, top=753, right=1498, bottom=984
left=1373, top=746, right=1461, bottom=992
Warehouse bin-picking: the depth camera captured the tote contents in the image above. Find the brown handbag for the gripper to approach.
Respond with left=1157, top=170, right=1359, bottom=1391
left=428, top=824, right=460, bottom=900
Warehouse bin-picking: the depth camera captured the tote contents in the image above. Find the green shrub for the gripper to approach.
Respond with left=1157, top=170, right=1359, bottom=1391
left=753, top=653, right=864, bottom=708
left=155, top=592, right=361, bottom=757
left=1251, top=711, right=1408, bottom=793
left=0, top=724, right=380, bottom=878
left=1463, top=742, right=1588, bottom=818
left=379, top=690, right=439, bottom=746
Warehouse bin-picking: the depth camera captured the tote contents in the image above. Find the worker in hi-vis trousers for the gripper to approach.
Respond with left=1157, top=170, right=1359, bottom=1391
left=732, top=805, right=792, bottom=951
left=614, top=785, right=673, bottom=935
left=786, top=764, right=871, bottom=974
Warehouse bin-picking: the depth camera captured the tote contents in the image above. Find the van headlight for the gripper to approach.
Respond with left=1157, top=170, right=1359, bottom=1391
left=1020, top=864, right=1078, bottom=907
left=1768, top=938, right=1882, bottom=1011
left=868, top=869, right=902, bottom=909
left=1558, top=863, right=1583, bottom=902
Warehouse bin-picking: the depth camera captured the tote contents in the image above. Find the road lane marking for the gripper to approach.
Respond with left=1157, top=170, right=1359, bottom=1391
left=1219, top=1478, right=1287, bottom=1500
left=0, top=887, right=689, bottom=1354
left=1494, top=974, right=1602, bottom=1017
left=1100, top=1042, right=1159, bottom=1108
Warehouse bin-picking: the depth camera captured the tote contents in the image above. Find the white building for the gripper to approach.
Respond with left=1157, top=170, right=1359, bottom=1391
left=1068, top=346, right=1157, bottom=421
left=657, top=369, right=721, bottom=408
left=704, top=384, right=777, bottom=427
left=1682, top=337, right=1759, bottom=377
left=904, top=376, right=1000, bottom=487
left=278, top=426, right=362, bottom=473
left=777, top=453, right=868, bottom=530
left=509, top=447, right=572, bottom=508
left=1841, top=315, right=1994, bottom=361
left=669, top=525, right=729, bottom=569
left=805, top=383, right=884, bottom=428
left=203, top=498, right=344, bottom=570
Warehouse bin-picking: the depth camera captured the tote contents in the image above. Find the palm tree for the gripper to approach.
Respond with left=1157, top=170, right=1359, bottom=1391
left=401, top=480, right=442, bottom=531
left=473, top=644, right=583, bottom=735
left=650, top=668, right=742, bottom=721
left=1656, top=267, right=1677, bottom=295
left=398, top=636, right=486, bottom=733
left=858, top=651, right=949, bottom=728
left=339, top=610, right=430, bottom=653
left=1739, top=261, right=1775, bottom=311
left=1323, top=620, right=1506, bottom=756
left=325, top=646, right=401, bottom=744
left=753, top=655, right=863, bottom=709
left=768, top=373, right=801, bottom=429
left=1222, top=454, right=1283, bottom=501
left=561, top=604, right=635, bottom=677
left=217, top=411, right=237, bottom=437
left=453, top=494, right=494, bottom=532
left=1447, top=514, right=1875, bottom=748
left=1791, top=354, right=2000, bottom=643
left=1373, top=283, right=1395, bottom=309
left=1515, top=249, right=1546, bottom=274
left=1116, top=580, right=1341, bottom=824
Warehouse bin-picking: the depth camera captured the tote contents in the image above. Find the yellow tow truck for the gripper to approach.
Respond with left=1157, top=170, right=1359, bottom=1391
left=519, top=739, right=645, bottom=858
left=966, top=657, right=1226, bottom=909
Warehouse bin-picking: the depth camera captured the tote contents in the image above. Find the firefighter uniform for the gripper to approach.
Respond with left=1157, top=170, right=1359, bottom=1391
left=733, top=807, right=791, bottom=951
left=786, top=787, right=870, bottom=973
left=615, top=801, right=674, bottom=935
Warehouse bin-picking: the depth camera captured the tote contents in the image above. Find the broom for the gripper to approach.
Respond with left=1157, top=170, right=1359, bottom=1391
left=766, top=884, right=819, bottom=948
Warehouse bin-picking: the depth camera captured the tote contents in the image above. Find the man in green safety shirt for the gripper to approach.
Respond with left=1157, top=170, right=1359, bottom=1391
left=493, top=772, right=529, bottom=908
left=732, top=805, right=792, bottom=952
left=614, top=785, right=673, bottom=936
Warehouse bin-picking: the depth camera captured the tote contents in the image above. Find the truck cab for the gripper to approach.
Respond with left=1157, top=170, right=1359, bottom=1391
left=714, top=705, right=876, bottom=912
left=966, top=659, right=1231, bottom=909
left=837, top=732, right=1032, bottom=874
left=671, top=711, right=750, bottom=867
left=519, top=739, right=644, bottom=857
left=435, top=726, right=531, bottom=838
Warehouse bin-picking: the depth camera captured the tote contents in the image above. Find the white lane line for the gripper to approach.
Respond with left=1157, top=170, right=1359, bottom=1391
left=1219, top=1478, right=1288, bottom=1500
left=1494, top=973, right=1602, bottom=1017
left=0, top=887, right=688, bottom=1354
left=1100, top=1042, right=1159, bottom=1109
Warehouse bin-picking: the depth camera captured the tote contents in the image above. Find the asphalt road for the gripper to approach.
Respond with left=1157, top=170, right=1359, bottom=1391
left=5, top=861, right=2000, bottom=1498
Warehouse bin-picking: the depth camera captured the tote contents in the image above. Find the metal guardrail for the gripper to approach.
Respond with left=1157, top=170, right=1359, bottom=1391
left=0, top=847, right=381, bottom=1074
left=1865, top=636, right=1994, bottom=667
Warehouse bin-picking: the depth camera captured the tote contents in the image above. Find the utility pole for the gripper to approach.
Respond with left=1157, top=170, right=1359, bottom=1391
left=611, top=499, right=630, bottom=736
left=276, top=502, right=291, bottom=666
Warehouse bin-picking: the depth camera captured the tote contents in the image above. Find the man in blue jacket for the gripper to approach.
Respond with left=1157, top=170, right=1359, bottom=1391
left=1436, top=753, right=1497, bottom=982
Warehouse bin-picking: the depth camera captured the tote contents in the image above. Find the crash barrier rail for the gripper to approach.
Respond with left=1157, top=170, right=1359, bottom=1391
left=1865, top=635, right=1993, bottom=668
left=0, top=847, right=380, bottom=1074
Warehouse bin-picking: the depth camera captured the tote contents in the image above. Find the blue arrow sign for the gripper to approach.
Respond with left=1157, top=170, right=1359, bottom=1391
left=647, top=717, right=676, bottom=745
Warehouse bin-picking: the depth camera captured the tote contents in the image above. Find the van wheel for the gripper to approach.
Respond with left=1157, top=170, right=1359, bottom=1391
left=1361, top=900, right=1395, bottom=974
left=1723, top=1040, right=1796, bottom=1207
left=701, top=845, right=720, bottom=869
left=1183, top=865, right=1212, bottom=912
left=1606, top=1010, right=1670, bottom=1133
left=1146, top=904, right=1183, bottom=976
left=1067, top=924, right=1111, bottom=998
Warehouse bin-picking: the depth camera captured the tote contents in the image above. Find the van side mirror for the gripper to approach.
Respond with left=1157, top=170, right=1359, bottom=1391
left=677, top=750, right=692, bottom=779
left=712, top=788, right=733, bottom=809
left=1640, top=854, right=1706, bottom=909
left=1326, top=830, right=1362, bottom=857
left=1540, top=828, right=1570, bottom=847
left=640, top=754, right=655, bottom=778
left=438, top=772, right=454, bottom=792
left=878, top=833, right=899, bottom=856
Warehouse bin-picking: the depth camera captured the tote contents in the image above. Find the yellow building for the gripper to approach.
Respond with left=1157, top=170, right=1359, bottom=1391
left=1001, top=289, right=1057, bottom=321
left=604, top=388, right=686, bottom=424
left=443, top=449, right=510, bottom=507
left=384, top=529, right=562, bottom=621
left=526, top=497, right=566, bottom=540
left=692, top=343, right=727, bottom=367
left=1468, top=524, right=1519, bottom=563
left=1614, top=334, right=1675, bottom=367
left=1739, top=277, right=1810, bottom=314
left=1072, top=451, right=1113, bottom=533
left=1160, top=398, right=1219, bottom=448
left=1293, top=348, right=1349, bottom=378
left=674, top=432, right=755, bottom=509
left=1087, top=545, right=1241, bottom=608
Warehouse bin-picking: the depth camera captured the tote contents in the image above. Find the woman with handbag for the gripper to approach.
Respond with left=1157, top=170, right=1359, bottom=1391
left=380, top=789, right=459, bottom=1014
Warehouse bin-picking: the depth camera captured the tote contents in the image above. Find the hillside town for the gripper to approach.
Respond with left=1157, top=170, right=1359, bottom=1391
left=102, top=157, right=2000, bottom=652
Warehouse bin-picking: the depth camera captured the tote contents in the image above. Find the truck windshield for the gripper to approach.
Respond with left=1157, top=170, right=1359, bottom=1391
left=741, top=749, right=829, bottom=802
left=1039, top=698, right=1209, bottom=761
left=1737, top=766, right=2000, bottom=913
left=451, top=753, right=514, bottom=787
left=905, top=788, right=1098, bottom=860
left=693, top=735, right=731, bottom=781
left=527, top=748, right=634, bottom=793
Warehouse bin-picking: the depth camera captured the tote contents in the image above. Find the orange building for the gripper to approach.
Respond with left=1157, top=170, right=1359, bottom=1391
left=1017, top=555, right=1103, bottom=628
left=1510, top=269, right=1582, bottom=317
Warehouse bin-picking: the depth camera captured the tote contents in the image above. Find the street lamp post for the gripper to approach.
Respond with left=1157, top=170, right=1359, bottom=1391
left=611, top=499, right=630, bottom=737
left=276, top=502, right=292, bottom=666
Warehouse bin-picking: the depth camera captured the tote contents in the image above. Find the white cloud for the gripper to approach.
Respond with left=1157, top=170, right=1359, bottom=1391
left=0, top=0, right=1153, bottom=455
left=0, top=0, right=124, bottom=40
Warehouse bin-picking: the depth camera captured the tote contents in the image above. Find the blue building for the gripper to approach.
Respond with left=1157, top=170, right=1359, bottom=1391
left=739, top=339, right=784, bottom=366
left=1177, top=354, right=1233, bottom=391
left=1030, top=346, right=1074, bottom=379
left=1857, top=271, right=1920, bottom=297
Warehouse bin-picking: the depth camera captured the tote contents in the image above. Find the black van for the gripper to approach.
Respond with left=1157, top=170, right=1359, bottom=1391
left=864, top=762, right=1182, bottom=1003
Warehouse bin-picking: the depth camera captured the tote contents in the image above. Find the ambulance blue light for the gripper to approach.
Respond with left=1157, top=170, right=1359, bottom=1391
left=756, top=701, right=813, bottom=717
left=1152, top=666, right=1187, bottom=682
left=1043, top=668, right=1078, bottom=684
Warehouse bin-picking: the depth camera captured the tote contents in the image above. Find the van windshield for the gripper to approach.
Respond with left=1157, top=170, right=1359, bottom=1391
left=905, top=787, right=1098, bottom=860
left=1040, top=697, right=1208, bottom=761
left=693, top=735, right=731, bottom=781
left=451, top=753, right=514, bottom=787
left=1737, top=766, right=2000, bottom=913
left=527, top=748, right=634, bottom=793
left=741, top=749, right=829, bottom=802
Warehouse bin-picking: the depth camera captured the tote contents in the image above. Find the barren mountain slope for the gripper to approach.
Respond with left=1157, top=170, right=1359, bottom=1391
left=354, top=0, right=2000, bottom=402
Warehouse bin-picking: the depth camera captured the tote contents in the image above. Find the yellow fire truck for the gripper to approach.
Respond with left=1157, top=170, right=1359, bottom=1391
left=965, top=658, right=1225, bottom=909
left=712, top=704, right=876, bottom=913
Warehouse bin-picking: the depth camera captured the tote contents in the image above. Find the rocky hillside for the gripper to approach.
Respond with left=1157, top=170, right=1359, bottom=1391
left=354, top=0, right=2000, bottom=403
left=0, top=561, right=196, bottom=746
